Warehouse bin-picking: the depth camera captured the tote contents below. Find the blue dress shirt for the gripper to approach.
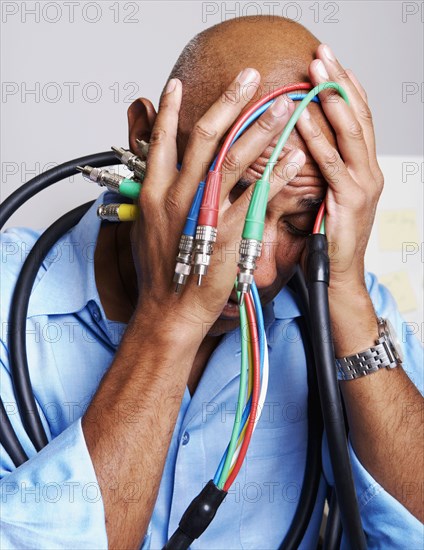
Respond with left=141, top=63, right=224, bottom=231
left=1, top=191, right=423, bottom=549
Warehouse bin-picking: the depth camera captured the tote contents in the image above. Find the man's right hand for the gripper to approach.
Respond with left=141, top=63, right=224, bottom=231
left=130, top=72, right=305, bottom=341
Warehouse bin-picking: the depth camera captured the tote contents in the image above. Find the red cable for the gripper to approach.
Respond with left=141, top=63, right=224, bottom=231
left=223, top=291, right=261, bottom=491
left=197, top=83, right=312, bottom=228
left=313, top=202, right=325, bottom=234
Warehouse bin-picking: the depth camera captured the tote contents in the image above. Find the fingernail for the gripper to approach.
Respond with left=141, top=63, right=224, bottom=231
left=236, top=68, right=258, bottom=85
left=322, top=44, right=336, bottom=62
left=165, top=78, right=177, bottom=94
left=301, top=107, right=310, bottom=120
left=270, top=96, right=287, bottom=117
left=316, top=60, right=329, bottom=81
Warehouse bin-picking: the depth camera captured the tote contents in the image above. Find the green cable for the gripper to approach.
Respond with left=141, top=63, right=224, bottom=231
left=242, top=82, right=349, bottom=241
left=217, top=286, right=249, bottom=489
left=319, top=217, right=326, bottom=235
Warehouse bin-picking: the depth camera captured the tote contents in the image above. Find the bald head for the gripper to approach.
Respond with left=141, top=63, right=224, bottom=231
left=166, top=16, right=335, bottom=166
left=169, top=16, right=323, bottom=146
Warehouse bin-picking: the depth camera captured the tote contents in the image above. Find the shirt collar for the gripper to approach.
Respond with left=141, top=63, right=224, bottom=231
left=28, top=191, right=121, bottom=318
left=272, top=284, right=302, bottom=320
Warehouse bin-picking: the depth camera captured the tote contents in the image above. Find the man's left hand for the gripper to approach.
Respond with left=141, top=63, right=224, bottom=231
left=296, top=44, right=384, bottom=293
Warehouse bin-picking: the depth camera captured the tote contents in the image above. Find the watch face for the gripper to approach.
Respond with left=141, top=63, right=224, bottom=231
left=385, top=319, right=404, bottom=363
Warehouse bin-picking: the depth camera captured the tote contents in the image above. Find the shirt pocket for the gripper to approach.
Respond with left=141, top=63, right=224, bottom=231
left=239, top=422, right=308, bottom=549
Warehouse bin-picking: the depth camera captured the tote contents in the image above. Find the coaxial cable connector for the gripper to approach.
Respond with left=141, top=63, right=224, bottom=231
left=236, top=239, right=262, bottom=305
left=192, top=225, right=217, bottom=285
left=173, top=234, right=195, bottom=292
left=97, top=203, right=139, bottom=222
left=77, top=165, right=141, bottom=199
left=111, top=146, right=147, bottom=182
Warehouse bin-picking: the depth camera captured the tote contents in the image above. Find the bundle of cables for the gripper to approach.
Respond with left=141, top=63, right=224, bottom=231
left=213, top=282, right=267, bottom=492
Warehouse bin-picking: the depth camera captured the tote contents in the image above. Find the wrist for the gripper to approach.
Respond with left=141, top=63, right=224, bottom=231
left=328, top=284, right=379, bottom=357
left=328, top=268, right=366, bottom=296
left=131, top=302, right=206, bottom=350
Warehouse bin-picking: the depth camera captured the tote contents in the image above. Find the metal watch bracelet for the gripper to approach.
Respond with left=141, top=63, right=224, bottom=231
left=336, top=317, right=402, bottom=381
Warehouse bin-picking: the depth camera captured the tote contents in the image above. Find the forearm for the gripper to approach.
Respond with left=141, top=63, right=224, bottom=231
left=82, top=311, right=200, bottom=549
left=329, top=285, right=424, bottom=521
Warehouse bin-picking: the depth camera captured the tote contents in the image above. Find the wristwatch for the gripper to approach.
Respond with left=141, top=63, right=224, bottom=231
left=336, top=317, right=403, bottom=381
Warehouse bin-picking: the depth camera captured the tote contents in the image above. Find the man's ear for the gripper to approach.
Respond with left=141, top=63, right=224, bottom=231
left=127, top=97, right=157, bottom=153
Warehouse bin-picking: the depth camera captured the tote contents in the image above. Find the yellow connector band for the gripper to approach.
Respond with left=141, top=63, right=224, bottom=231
left=117, top=204, right=139, bottom=222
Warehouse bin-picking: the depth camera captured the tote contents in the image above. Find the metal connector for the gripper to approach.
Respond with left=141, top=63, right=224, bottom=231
left=192, top=225, right=217, bottom=285
left=135, top=139, right=150, bottom=160
left=97, top=203, right=120, bottom=222
left=112, top=146, right=146, bottom=182
left=236, top=239, right=262, bottom=305
left=77, top=165, right=122, bottom=193
left=173, top=234, right=194, bottom=292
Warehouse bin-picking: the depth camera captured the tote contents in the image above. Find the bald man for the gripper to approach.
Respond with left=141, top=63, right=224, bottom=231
left=0, top=16, right=422, bottom=550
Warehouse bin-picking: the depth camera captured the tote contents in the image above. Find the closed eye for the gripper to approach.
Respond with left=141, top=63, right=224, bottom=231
left=283, top=221, right=311, bottom=238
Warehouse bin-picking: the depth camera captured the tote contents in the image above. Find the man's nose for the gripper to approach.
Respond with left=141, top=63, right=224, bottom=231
left=254, top=226, right=278, bottom=289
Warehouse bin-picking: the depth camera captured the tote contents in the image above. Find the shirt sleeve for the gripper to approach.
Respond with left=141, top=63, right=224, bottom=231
left=323, top=272, right=424, bottom=549
left=0, top=347, right=108, bottom=550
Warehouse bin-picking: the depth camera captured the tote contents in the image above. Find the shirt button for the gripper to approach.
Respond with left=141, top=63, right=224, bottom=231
left=89, top=302, right=101, bottom=322
left=182, top=432, right=190, bottom=446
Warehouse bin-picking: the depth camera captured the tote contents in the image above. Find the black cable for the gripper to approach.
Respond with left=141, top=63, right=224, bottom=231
left=0, top=151, right=118, bottom=230
left=7, top=201, right=94, bottom=451
left=162, top=480, right=227, bottom=550
left=306, top=234, right=366, bottom=550
left=0, top=399, right=28, bottom=467
left=279, top=269, right=323, bottom=550
left=0, top=152, right=120, bottom=456
left=297, top=256, right=346, bottom=549
left=162, top=530, right=192, bottom=550
left=323, top=489, right=343, bottom=550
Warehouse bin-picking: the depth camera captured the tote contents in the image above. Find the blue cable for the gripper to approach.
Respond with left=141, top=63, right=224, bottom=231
left=182, top=179, right=205, bottom=236
left=183, top=93, right=319, bottom=239
left=251, top=280, right=265, bottom=369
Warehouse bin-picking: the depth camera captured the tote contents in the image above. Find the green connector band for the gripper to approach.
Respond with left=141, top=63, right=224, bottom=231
left=243, top=179, right=270, bottom=241
left=242, top=82, right=349, bottom=240
left=119, top=178, right=142, bottom=199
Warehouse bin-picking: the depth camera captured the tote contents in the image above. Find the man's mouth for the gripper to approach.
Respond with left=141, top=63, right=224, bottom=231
left=219, top=290, right=241, bottom=320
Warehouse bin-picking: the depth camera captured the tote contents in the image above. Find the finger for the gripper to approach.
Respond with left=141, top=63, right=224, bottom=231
left=345, top=68, right=367, bottom=102
left=143, top=78, right=182, bottom=190
left=177, top=68, right=261, bottom=200
left=308, top=59, right=371, bottom=183
left=224, top=148, right=306, bottom=220
left=219, top=96, right=296, bottom=206
left=295, top=108, right=357, bottom=205
left=345, top=68, right=384, bottom=187
left=316, top=46, right=382, bottom=185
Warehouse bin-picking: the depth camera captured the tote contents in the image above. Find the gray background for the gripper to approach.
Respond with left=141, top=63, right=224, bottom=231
left=1, top=0, right=423, bottom=326
left=1, top=0, right=423, bottom=223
